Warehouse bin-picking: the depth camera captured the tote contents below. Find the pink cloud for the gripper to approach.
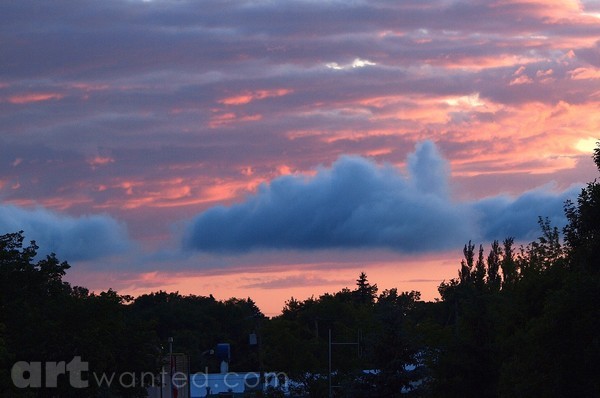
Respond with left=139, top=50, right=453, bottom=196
left=209, top=112, right=263, bottom=127
left=87, top=156, right=115, bottom=169
left=219, top=88, right=293, bottom=105
left=509, top=75, right=533, bottom=85
left=569, top=67, right=600, bottom=79
left=8, top=92, right=64, bottom=104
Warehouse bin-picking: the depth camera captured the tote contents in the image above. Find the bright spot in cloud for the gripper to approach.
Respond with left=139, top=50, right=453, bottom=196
left=444, top=93, right=484, bottom=107
left=326, top=62, right=343, bottom=70
left=326, top=58, right=376, bottom=70
left=575, top=137, right=599, bottom=153
left=352, top=58, right=376, bottom=68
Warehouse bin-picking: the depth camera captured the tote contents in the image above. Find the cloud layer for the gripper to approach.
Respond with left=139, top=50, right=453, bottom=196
left=0, top=205, right=131, bottom=261
left=184, top=142, right=579, bottom=253
left=1, top=0, right=598, bottom=252
left=0, top=0, right=597, bottom=304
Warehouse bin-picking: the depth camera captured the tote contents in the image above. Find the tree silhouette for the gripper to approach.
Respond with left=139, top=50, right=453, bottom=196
left=354, top=272, right=378, bottom=305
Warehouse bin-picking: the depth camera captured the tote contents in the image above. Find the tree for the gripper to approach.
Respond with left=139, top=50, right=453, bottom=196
left=500, top=237, right=517, bottom=289
left=0, top=231, right=160, bottom=397
left=0, top=322, right=10, bottom=398
left=498, top=142, right=599, bottom=395
left=354, top=272, right=378, bottom=305
left=432, top=241, right=501, bottom=398
left=473, top=244, right=486, bottom=291
left=458, top=241, right=475, bottom=285
left=429, top=143, right=600, bottom=397
left=371, top=289, right=424, bottom=396
left=486, top=240, right=502, bottom=292
left=564, top=140, right=600, bottom=272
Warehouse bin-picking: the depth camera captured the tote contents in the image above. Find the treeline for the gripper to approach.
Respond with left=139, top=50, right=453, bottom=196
left=0, top=234, right=267, bottom=397
left=1, top=144, right=599, bottom=397
left=421, top=143, right=600, bottom=397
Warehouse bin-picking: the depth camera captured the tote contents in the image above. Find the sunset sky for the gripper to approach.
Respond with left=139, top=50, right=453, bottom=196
left=1, top=0, right=600, bottom=315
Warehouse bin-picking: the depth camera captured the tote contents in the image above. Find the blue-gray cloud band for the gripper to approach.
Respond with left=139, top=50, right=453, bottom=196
left=184, top=141, right=579, bottom=253
left=0, top=205, right=131, bottom=261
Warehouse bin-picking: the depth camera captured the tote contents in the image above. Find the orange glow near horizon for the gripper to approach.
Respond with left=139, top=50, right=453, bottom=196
left=70, top=252, right=460, bottom=317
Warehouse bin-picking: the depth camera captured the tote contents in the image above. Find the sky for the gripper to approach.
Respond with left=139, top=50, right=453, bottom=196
left=1, top=0, right=600, bottom=316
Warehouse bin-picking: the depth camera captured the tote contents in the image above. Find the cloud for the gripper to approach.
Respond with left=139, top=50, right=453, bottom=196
left=239, top=275, right=349, bottom=290
left=326, top=58, right=377, bottom=70
left=2, top=0, right=598, bottom=267
left=407, top=140, right=450, bottom=197
left=184, top=141, right=580, bottom=253
left=474, top=186, right=579, bottom=241
left=0, top=205, right=132, bottom=261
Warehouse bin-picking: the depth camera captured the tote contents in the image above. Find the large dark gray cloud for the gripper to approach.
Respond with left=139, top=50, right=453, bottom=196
left=184, top=141, right=579, bottom=253
left=0, top=205, right=132, bottom=261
